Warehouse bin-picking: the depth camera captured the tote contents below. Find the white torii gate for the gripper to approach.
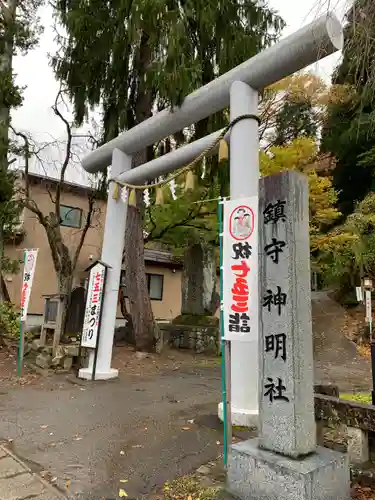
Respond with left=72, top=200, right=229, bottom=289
left=79, top=13, right=343, bottom=427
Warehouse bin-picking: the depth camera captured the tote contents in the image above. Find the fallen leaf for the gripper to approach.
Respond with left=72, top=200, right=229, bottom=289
left=119, top=488, right=128, bottom=497
left=51, top=476, right=57, bottom=483
left=131, top=444, right=143, bottom=449
left=181, top=427, right=191, bottom=431
left=120, top=450, right=125, bottom=455
left=216, top=441, right=221, bottom=445
left=65, top=478, right=71, bottom=489
left=73, top=436, right=83, bottom=441
left=188, top=496, right=193, bottom=500
left=187, top=419, right=195, bottom=424
left=40, top=425, right=48, bottom=429
left=119, top=479, right=128, bottom=483
left=49, top=432, right=54, bottom=436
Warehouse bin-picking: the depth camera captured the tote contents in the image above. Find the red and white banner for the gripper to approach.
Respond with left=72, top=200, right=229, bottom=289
left=81, top=262, right=107, bottom=348
left=223, top=197, right=258, bottom=342
left=20, top=249, right=38, bottom=321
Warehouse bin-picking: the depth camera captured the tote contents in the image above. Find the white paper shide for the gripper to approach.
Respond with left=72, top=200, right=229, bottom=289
left=223, top=197, right=258, bottom=342
left=81, top=262, right=106, bottom=348
left=20, top=249, right=38, bottom=322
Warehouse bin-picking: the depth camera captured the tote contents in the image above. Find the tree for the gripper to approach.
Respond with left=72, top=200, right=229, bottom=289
left=260, top=138, right=341, bottom=251
left=316, top=193, right=375, bottom=301
left=260, top=72, right=328, bottom=147
left=52, top=0, right=284, bottom=351
left=14, top=90, right=103, bottom=337
left=0, top=0, right=44, bottom=298
left=146, top=137, right=341, bottom=270
left=321, top=0, right=375, bottom=216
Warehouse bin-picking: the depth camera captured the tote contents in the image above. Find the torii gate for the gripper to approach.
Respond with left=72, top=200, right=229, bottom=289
left=79, top=13, right=343, bottom=427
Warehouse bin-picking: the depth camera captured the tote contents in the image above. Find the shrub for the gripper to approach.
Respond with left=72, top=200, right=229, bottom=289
left=0, top=301, right=19, bottom=338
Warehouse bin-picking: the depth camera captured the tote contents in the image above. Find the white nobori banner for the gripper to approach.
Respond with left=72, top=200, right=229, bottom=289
left=222, top=197, right=258, bottom=342
left=81, top=262, right=107, bottom=349
left=20, top=249, right=39, bottom=322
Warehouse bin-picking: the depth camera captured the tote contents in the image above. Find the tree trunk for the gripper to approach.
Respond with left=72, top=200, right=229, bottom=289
left=125, top=188, right=157, bottom=352
left=0, top=221, right=5, bottom=303
left=181, top=243, right=218, bottom=317
left=123, top=30, right=158, bottom=353
left=0, top=0, right=17, bottom=169
left=58, top=273, right=73, bottom=341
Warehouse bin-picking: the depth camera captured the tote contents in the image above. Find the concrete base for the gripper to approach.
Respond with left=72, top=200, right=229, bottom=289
left=78, top=367, right=119, bottom=380
left=218, top=402, right=258, bottom=428
left=227, top=439, right=350, bottom=500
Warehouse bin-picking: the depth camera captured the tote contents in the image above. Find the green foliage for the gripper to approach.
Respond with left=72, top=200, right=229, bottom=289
left=260, top=137, right=341, bottom=254
left=145, top=181, right=219, bottom=252
left=340, top=392, right=372, bottom=405
left=0, top=1, right=43, bottom=278
left=321, top=0, right=375, bottom=216
left=321, top=86, right=375, bottom=216
left=274, top=99, right=318, bottom=145
left=316, top=193, right=375, bottom=292
left=172, top=314, right=219, bottom=326
left=0, top=301, right=19, bottom=338
left=52, top=0, right=284, bottom=140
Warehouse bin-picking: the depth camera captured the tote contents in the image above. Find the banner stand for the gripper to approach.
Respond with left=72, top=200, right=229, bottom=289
left=80, top=260, right=110, bottom=381
left=18, top=249, right=39, bottom=377
left=91, top=266, right=108, bottom=381
left=17, top=320, right=24, bottom=377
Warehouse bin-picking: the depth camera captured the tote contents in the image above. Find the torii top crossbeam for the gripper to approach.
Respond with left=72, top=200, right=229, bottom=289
left=82, top=12, right=343, bottom=175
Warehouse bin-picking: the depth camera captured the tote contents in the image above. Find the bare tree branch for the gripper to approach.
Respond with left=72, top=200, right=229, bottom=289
left=52, top=87, right=73, bottom=225
left=72, top=194, right=95, bottom=272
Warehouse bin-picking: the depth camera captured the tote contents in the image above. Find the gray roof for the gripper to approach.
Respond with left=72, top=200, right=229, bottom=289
left=144, top=249, right=182, bottom=266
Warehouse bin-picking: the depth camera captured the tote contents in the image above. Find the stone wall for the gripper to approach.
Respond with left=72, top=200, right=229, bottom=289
left=314, top=387, right=375, bottom=465
left=159, top=323, right=220, bottom=355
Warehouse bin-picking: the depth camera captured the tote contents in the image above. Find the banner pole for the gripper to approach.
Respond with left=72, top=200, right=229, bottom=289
left=17, top=250, right=26, bottom=377
left=219, top=198, right=231, bottom=466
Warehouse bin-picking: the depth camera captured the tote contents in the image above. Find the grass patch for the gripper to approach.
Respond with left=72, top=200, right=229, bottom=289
left=163, top=476, right=220, bottom=500
left=192, top=357, right=221, bottom=367
left=232, top=425, right=249, bottom=431
left=340, top=392, right=372, bottom=404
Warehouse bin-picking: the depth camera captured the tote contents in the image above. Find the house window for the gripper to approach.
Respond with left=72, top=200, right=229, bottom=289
left=120, top=271, right=164, bottom=300
left=60, top=205, right=82, bottom=228
left=147, top=273, right=163, bottom=300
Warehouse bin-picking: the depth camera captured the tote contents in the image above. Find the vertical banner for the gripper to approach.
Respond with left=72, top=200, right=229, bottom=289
left=222, top=197, right=258, bottom=342
left=20, top=249, right=39, bottom=321
left=81, top=262, right=107, bottom=349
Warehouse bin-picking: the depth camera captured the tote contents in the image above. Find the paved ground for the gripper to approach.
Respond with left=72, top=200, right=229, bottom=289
left=0, top=360, right=223, bottom=499
left=0, top=444, right=64, bottom=499
left=312, top=294, right=372, bottom=392
left=0, top=295, right=371, bottom=499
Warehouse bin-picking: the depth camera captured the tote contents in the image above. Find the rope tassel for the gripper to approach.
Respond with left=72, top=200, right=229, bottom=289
left=128, top=189, right=137, bottom=207
left=155, top=187, right=164, bottom=206
left=112, top=182, right=120, bottom=200
left=218, top=139, right=229, bottom=162
left=184, top=171, right=195, bottom=191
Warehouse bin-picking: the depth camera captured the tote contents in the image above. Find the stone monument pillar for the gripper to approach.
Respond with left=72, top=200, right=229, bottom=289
left=227, top=171, right=350, bottom=500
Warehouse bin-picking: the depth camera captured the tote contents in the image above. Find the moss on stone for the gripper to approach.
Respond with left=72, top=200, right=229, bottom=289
left=172, top=314, right=219, bottom=326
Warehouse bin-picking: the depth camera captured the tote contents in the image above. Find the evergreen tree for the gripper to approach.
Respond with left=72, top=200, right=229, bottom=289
left=274, top=99, right=318, bottom=146
left=321, top=0, right=375, bottom=216
left=0, top=0, right=43, bottom=299
left=52, top=0, right=284, bottom=351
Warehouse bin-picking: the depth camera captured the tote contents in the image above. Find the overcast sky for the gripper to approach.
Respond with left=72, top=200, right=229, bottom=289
left=10, top=0, right=349, bottom=179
